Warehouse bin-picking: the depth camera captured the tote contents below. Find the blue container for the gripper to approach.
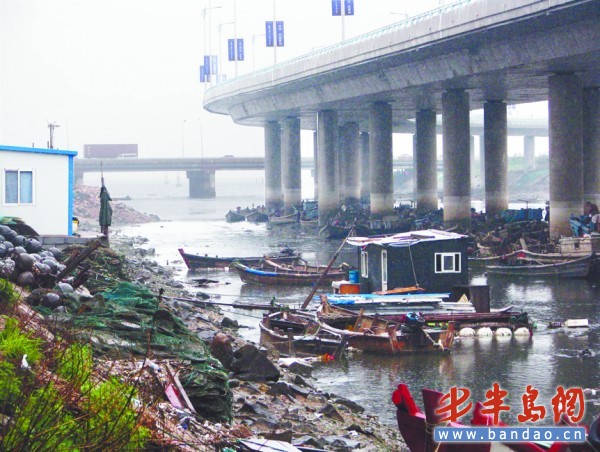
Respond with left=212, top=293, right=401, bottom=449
left=348, top=269, right=360, bottom=283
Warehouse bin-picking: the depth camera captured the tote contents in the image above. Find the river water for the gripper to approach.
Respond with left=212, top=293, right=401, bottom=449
left=89, top=170, right=599, bottom=428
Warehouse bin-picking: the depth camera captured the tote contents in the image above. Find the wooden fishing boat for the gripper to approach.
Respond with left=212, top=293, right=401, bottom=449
left=225, top=210, right=245, bottom=223
left=259, top=310, right=345, bottom=357
left=299, top=217, right=318, bottom=226
left=261, top=257, right=349, bottom=274
left=229, top=261, right=348, bottom=286
left=393, top=383, right=599, bottom=451
left=319, top=294, right=533, bottom=336
left=245, top=210, right=269, bottom=223
left=482, top=252, right=594, bottom=278
left=178, top=248, right=299, bottom=270
left=317, top=299, right=454, bottom=355
left=318, top=223, right=372, bottom=239
left=268, top=213, right=299, bottom=225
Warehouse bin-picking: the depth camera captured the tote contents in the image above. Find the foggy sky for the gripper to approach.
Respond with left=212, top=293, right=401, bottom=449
left=0, top=0, right=545, bottom=159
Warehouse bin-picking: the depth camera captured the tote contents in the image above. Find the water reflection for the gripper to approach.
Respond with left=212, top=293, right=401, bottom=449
left=113, top=178, right=599, bottom=429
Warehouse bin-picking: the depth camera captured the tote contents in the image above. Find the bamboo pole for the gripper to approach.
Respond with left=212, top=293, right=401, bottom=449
left=300, top=226, right=355, bottom=310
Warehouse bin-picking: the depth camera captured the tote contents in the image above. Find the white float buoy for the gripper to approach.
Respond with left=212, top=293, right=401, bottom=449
left=513, top=327, right=531, bottom=336
left=459, top=327, right=476, bottom=337
left=495, top=327, right=512, bottom=337
left=477, top=327, right=493, bottom=337
left=564, top=319, right=589, bottom=328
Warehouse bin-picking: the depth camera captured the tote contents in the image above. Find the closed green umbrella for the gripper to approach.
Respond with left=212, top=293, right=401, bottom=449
left=99, top=183, right=113, bottom=236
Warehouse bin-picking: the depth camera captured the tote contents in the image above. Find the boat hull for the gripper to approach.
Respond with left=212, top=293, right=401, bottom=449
left=230, top=262, right=347, bottom=286
left=259, top=311, right=343, bottom=357
left=471, top=250, right=595, bottom=278
left=484, top=253, right=593, bottom=278
left=318, top=301, right=454, bottom=355
left=178, top=248, right=299, bottom=270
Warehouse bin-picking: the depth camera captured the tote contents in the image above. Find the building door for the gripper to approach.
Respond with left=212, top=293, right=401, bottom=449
left=381, top=250, right=388, bottom=291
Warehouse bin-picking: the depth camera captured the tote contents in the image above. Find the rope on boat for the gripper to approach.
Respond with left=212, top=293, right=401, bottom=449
left=408, top=244, right=420, bottom=288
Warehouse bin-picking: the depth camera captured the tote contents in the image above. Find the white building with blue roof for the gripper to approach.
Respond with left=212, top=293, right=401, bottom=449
left=1, top=145, right=77, bottom=235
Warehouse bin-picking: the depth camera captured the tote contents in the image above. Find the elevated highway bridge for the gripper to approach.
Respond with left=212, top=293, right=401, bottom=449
left=202, top=0, right=600, bottom=237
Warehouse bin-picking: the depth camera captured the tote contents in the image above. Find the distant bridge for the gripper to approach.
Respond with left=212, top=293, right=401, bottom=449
left=74, top=156, right=424, bottom=173
left=74, top=156, right=430, bottom=197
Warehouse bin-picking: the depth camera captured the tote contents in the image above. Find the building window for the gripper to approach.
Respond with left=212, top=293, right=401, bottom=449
left=435, top=252, right=461, bottom=273
left=361, top=251, right=369, bottom=277
left=4, top=170, right=34, bottom=204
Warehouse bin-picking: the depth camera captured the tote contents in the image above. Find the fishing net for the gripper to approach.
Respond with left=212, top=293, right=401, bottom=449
left=48, top=281, right=233, bottom=422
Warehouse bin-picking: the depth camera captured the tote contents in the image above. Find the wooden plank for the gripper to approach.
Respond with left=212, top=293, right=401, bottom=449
left=165, top=363, right=196, bottom=413
left=373, top=286, right=425, bottom=295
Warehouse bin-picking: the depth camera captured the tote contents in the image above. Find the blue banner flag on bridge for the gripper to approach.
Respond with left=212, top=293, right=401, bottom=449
left=266, top=21, right=274, bottom=47
left=237, top=38, right=244, bottom=61
left=228, top=39, right=244, bottom=61
left=332, top=0, right=341, bottom=16
left=228, top=39, right=235, bottom=61
left=332, top=0, right=353, bottom=16
left=344, top=0, right=354, bottom=16
left=276, top=21, right=284, bottom=47
left=200, top=65, right=206, bottom=82
left=203, top=55, right=211, bottom=75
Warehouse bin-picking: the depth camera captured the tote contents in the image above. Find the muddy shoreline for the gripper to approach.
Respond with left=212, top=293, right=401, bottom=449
left=107, top=232, right=406, bottom=451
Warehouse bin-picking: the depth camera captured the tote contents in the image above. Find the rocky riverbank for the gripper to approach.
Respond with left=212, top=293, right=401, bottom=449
left=0, top=209, right=405, bottom=450
left=108, top=234, right=406, bottom=451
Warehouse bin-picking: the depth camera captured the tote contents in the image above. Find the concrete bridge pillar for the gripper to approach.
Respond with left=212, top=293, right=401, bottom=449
left=369, top=102, right=394, bottom=217
left=479, top=135, right=485, bottom=191
left=264, top=121, right=283, bottom=212
left=187, top=170, right=215, bottom=198
left=337, top=126, right=346, bottom=205
left=313, top=131, right=318, bottom=200
left=281, top=117, right=301, bottom=214
left=317, top=110, right=339, bottom=224
left=412, top=135, right=417, bottom=202
left=549, top=73, right=583, bottom=239
left=360, top=131, right=370, bottom=205
left=442, top=89, right=471, bottom=228
left=524, top=136, right=536, bottom=172
left=415, top=109, right=438, bottom=213
left=470, top=135, right=476, bottom=188
left=583, top=87, right=600, bottom=207
left=342, top=122, right=360, bottom=205
left=484, top=100, right=508, bottom=218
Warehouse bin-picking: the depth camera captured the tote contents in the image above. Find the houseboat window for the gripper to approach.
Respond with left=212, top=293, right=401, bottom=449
left=361, top=251, right=369, bottom=277
left=381, top=250, right=388, bottom=290
left=434, top=252, right=461, bottom=273
left=4, top=170, right=33, bottom=204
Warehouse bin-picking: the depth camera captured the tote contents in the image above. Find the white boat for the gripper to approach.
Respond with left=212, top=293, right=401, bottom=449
left=318, top=292, right=475, bottom=315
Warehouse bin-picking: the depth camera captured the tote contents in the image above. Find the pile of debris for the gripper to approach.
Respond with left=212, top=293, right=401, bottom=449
left=74, top=185, right=159, bottom=226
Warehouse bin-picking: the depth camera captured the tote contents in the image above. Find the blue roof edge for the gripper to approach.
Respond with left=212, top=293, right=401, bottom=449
left=0, top=145, right=78, bottom=157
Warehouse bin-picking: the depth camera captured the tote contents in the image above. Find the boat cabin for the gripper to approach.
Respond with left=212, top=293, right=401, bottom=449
left=347, top=229, right=469, bottom=294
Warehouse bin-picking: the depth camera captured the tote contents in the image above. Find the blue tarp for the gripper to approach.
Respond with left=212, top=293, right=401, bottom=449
left=500, top=208, right=543, bottom=222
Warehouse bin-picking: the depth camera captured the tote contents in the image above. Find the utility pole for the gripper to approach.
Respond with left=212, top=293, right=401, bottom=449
left=48, top=122, right=60, bottom=149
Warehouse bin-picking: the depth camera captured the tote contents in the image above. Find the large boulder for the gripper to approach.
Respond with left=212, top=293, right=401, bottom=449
left=231, top=344, right=280, bottom=382
left=210, top=332, right=234, bottom=370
